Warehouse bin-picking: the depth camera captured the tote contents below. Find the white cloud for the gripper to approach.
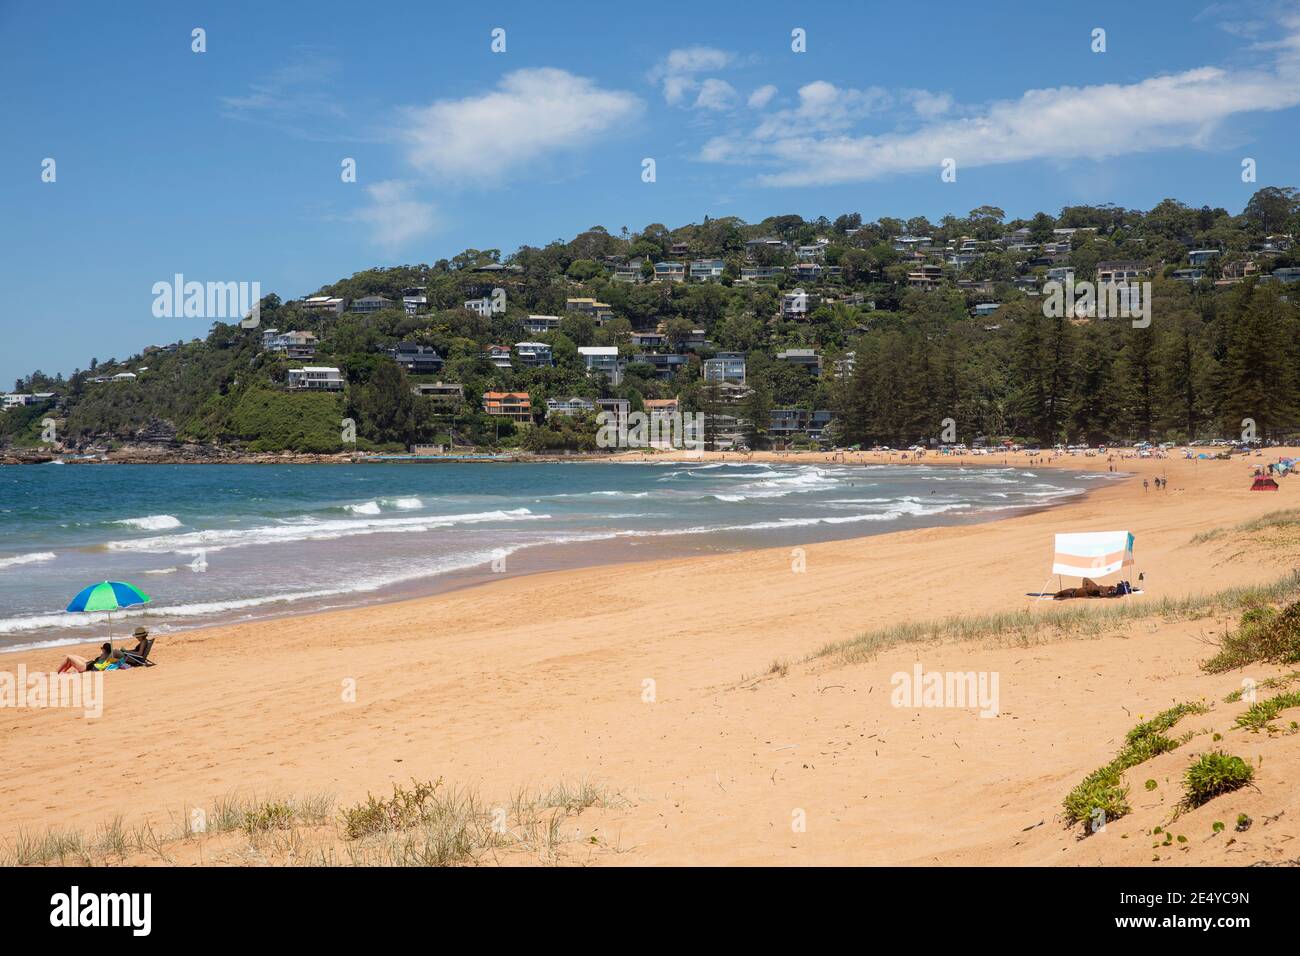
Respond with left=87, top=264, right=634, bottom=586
left=747, top=84, right=778, bottom=109
left=695, top=78, right=738, bottom=111
left=649, top=46, right=734, bottom=106
left=750, top=81, right=891, bottom=140
left=904, top=89, right=952, bottom=119
left=702, top=17, right=1300, bottom=186
left=401, top=68, right=642, bottom=184
left=355, top=181, right=436, bottom=248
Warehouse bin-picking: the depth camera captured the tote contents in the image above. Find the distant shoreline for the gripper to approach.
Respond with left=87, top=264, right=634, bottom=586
left=0, top=444, right=1228, bottom=468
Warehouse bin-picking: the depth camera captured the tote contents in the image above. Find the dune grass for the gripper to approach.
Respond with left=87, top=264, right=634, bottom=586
left=1062, top=702, right=1208, bottom=832
left=333, top=777, right=620, bottom=866
left=812, top=571, right=1300, bottom=667
left=0, top=779, right=619, bottom=868
left=0, top=793, right=335, bottom=866
left=1191, top=509, right=1300, bottom=544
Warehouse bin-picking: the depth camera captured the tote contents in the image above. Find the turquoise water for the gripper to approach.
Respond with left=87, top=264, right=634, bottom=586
left=0, top=461, right=1113, bottom=649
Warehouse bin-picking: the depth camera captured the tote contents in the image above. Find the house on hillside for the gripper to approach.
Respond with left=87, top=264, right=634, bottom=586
left=524, top=314, right=562, bottom=334
left=612, top=258, right=645, bottom=283
left=388, top=343, right=443, bottom=374
left=300, top=296, right=348, bottom=316
left=350, top=295, right=395, bottom=314
left=781, top=289, right=817, bottom=318
left=631, top=353, right=689, bottom=380
left=566, top=298, right=614, bottom=323
left=776, top=348, right=821, bottom=375
left=513, top=342, right=553, bottom=368
left=412, top=382, right=463, bottom=408
left=1095, top=261, right=1148, bottom=283
left=463, top=297, right=495, bottom=317
left=702, top=352, right=746, bottom=383
left=630, top=331, right=666, bottom=350
left=482, top=391, right=532, bottom=424
left=577, top=346, right=623, bottom=384
left=287, top=367, right=343, bottom=391
left=906, top=265, right=944, bottom=289
left=689, top=259, right=725, bottom=281
left=653, top=261, right=687, bottom=283
left=596, top=398, right=630, bottom=431
left=770, top=409, right=833, bottom=442
left=545, top=396, right=596, bottom=418
left=265, top=330, right=319, bottom=360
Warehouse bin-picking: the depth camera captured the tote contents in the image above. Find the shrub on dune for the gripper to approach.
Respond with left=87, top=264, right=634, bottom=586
left=1181, top=752, right=1255, bottom=809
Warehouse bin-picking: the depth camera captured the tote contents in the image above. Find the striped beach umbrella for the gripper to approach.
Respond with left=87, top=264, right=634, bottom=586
left=66, top=581, right=151, bottom=640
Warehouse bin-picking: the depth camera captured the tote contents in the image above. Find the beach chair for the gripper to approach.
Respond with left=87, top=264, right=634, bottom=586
left=122, top=637, right=156, bottom=668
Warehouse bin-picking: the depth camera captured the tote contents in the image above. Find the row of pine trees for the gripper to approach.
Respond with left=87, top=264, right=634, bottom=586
left=832, top=280, right=1300, bottom=447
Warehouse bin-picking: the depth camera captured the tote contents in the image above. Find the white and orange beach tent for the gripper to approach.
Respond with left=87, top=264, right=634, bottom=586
left=1051, top=531, right=1135, bottom=578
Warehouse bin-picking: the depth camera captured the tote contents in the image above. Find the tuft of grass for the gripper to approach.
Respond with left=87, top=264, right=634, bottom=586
left=817, top=571, right=1300, bottom=667
left=1181, top=752, right=1255, bottom=809
left=1204, top=600, right=1300, bottom=673
left=341, top=778, right=448, bottom=840
left=241, top=800, right=296, bottom=835
left=1235, top=690, right=1300, bottom=732
left=534, top=779, right=611, bottom=814
left=339, top=777, right=619, bottom=866
left=1063, top=702, right=1208, bottom=831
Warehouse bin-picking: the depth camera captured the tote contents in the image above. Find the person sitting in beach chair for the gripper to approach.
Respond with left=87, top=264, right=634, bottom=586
left=57, top=642, right=114, bottom=674
left=121, top=627, right=156, bottom=668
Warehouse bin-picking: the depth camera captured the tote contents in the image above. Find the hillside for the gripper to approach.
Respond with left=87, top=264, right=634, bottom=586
left=5, top=189, right=1300, bottom=456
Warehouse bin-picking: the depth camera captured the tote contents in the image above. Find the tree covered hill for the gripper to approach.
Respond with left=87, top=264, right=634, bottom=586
left=6, top=188, right=1300, bottom=454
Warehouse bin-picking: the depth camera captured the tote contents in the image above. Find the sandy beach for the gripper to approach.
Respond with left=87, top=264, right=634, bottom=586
left=4, top=447, right=1300, bottom=866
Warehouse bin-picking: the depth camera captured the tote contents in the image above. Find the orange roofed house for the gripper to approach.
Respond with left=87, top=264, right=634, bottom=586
left=482, top=391, right=532, bottom=425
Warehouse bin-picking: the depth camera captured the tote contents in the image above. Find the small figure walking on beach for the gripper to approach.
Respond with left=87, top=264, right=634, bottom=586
left=1143, top=479, right=1149, bottom=492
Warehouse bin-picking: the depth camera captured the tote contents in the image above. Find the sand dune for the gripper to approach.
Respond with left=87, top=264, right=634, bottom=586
left=3, top=448, right=1298, bottom=865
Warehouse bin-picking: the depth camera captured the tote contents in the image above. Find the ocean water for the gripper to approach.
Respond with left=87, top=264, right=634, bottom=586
left=0, top=461, right=1115, bottom=650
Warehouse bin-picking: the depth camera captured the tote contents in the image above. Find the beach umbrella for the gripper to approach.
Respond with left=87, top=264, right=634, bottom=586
left=65, top=581, right=151, bottom=641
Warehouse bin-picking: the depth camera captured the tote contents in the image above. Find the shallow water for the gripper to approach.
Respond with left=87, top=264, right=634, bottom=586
left=0, top=461, right=1119, bottom=649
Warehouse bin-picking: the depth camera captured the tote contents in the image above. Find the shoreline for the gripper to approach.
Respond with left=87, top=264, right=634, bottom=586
left=1, top=456, right=1117, bottom=653
left=4, top=447, right=1299, bottom=864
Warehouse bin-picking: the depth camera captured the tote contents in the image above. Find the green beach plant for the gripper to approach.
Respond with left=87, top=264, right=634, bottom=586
left=1181, top=752, right=1255, bottom=809
left=1062, top=702, right=1208, bottom=832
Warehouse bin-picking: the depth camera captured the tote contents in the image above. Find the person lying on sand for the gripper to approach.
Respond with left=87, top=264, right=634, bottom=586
left=57, top=642, right=114, bottom=674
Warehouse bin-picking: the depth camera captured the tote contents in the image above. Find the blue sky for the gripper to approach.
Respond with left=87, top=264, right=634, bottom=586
left=2, top=0, right=1299, bottom=387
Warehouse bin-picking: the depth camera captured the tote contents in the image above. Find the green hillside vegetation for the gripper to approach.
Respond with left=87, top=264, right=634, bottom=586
left=6, top=188, right=1300, bottom=453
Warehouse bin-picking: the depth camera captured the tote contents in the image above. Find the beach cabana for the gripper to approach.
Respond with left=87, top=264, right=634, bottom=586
left=1039, top=531, right=1137, bottom=600
left=1251, top=475, right=1280, bottom=491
